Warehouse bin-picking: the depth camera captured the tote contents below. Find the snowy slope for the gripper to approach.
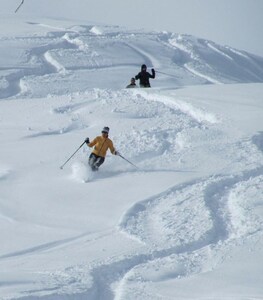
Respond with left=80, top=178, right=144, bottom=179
left=1, top=16, right=263, bottom=300
left=1, top=16, right=263, bottom=100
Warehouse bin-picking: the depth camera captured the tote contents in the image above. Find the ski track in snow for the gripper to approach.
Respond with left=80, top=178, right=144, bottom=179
left=17, top=167, right=263, bottom=299
left=0, top=229, right=114, bottom=262
left=206, top=42, right=233, bottom=61
left=119, top=167, right=263, bottom=250
left=124, top=43, right=161, bottom=69
left=184, top=63, right=222, bottom=84
left=80, top=169, right=263, bottom=299
left=0, top=38, right=75, bottom=99
left=111, top=170, right=263, bottom=299
left=1, top=20, right=263, bottom=299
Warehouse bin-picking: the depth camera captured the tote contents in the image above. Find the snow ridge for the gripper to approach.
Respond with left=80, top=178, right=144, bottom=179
left=1, top=22, right=263, bottom=100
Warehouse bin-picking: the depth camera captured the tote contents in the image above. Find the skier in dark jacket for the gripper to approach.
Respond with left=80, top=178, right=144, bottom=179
left=135, top=64, right=155, bottom=88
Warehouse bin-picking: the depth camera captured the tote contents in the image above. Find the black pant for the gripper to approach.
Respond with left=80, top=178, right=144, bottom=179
left=140, top=84, right=151, bottom=88
left=89, top=153, right=105, bottom=171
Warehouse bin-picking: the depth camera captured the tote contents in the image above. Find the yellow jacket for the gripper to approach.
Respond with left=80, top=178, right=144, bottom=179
left=88, top=136, right=116, bottom=158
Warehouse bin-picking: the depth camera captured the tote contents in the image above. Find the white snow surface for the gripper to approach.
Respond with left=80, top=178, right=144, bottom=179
left=1, top=16, right=263, bottom=300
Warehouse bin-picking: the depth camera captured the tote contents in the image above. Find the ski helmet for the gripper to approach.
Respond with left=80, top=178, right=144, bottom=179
left=102, top=126, right=110, bottom=134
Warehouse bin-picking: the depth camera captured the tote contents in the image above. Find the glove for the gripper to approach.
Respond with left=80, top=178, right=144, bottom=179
left=115, top=150, right=119, bottom=156
left=85, top=137, right=90, bottom=144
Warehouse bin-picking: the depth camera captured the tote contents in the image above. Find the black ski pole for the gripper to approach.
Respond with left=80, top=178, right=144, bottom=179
left=155, top=70, right=178, bottom=79
left=117, top=153, right=139, bottom=169
left=60, top=141, right=86, bottom=169
left=15, top=0, right=25, bottom=13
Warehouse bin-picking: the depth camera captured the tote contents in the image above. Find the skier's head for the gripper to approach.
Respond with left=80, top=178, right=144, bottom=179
left=101, top=126, right=110, bottom=136
left=141, top=64, right=147, bottom=71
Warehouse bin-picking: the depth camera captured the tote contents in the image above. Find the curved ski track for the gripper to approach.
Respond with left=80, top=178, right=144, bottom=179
left=18, top=167, right=263, bottom=300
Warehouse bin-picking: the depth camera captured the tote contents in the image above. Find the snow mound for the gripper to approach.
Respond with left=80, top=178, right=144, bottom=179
left=90, top=26, right=103, bottom=35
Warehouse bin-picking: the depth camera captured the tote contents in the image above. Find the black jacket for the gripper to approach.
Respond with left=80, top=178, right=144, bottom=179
left=135, top=69, right=155, bottom=87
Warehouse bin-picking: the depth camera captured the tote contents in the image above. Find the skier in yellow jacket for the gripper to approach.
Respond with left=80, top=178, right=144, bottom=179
left=85, top=127, right=118, bottom=171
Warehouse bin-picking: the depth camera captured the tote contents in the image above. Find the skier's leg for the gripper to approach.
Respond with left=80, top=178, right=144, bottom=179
left=89, top=153, right=105, bottom=171
left=93, top=156, right=105, bottom=171
left=89, top=153, right=97, bottom=171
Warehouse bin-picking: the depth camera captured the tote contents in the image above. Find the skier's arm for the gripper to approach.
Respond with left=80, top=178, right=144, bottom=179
left=88, top=137, right=98, bottom=147
left=109, top=141, right=117, bottom=155
left=135, top=73, right=141, bottom=80
left=149, top=69, right=155, bottom=79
